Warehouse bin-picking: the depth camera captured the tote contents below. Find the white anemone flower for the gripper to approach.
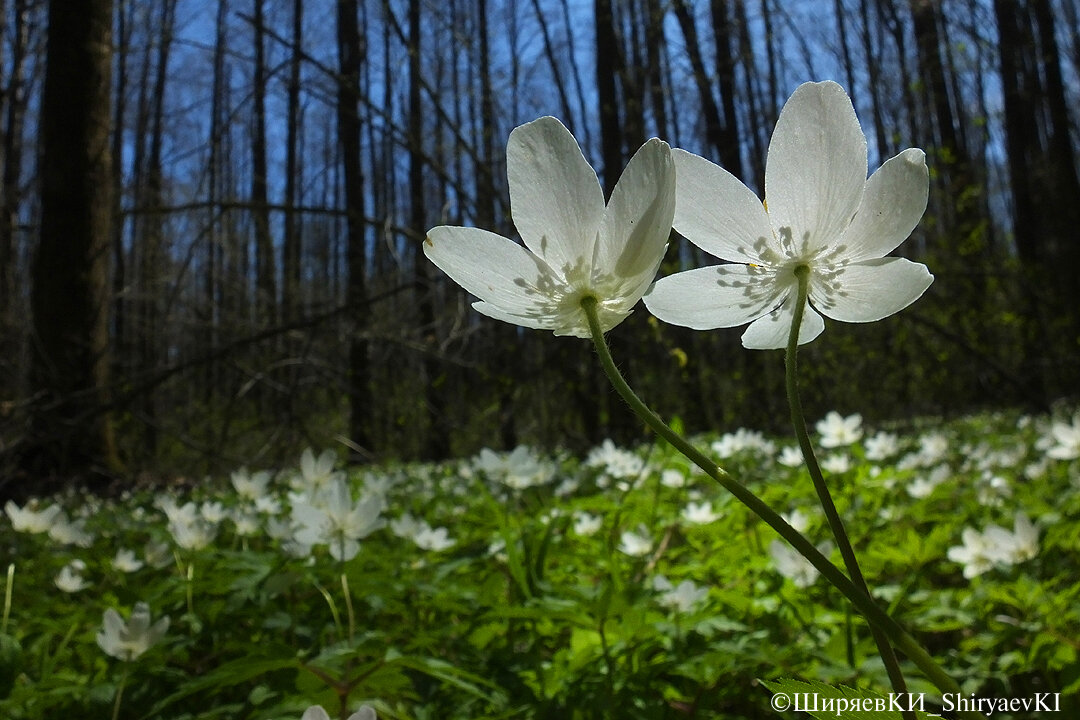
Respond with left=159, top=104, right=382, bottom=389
left=302, top=705, right=376, bottom=720
left=96, top=602, right=169, bottom=661
left=815, top=411, right=863, bottom=447
left=770, top=539, right=833, bottom=588
left=644, top=81, right=932, bottom=349
left=653, top=575, right=709, bottom=613
left=425, top=116, right=675, bottom=337
left=4, top=500, right=62, bottom=534
left=681, top=500, right=721, bottom=525
left=618, top=529, right=652, bottom=557
left=1046, top=412, right=1080, bottom=460
left=55, top=560, right=90, bottom=593
left=112, top=548, right=145, bottom=573
left=290, top=477, right=386, bottom=561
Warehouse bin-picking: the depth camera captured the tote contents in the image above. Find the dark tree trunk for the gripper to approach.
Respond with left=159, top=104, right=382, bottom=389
left=24, top=0, right=118, bottom=483
left=0, top=0, right=31, bottom=394
left=336, top=0, right=371, bottom=458
left=282, top=0, right=302, bottom=322
left=251, top=0, right=275, bottom=327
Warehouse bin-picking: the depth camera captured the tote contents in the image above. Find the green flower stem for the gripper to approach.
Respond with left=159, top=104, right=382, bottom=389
left=580, top=296, right=977, bottom=717
left=341, top=573, right=356, bottom=644
left=111, top=667, right=128, bottom=720
left=1, top=564, right=12, bottom=635
left=785, top=265, right=912, bottom=720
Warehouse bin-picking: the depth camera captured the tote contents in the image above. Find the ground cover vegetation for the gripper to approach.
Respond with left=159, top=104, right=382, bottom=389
left=3, top=409, right=1078, bottom=718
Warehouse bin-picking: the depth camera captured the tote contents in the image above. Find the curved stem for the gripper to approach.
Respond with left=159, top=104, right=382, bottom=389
left=580, top=296, right=977, bottom=717
left=785, top=266, right=913, bottom=719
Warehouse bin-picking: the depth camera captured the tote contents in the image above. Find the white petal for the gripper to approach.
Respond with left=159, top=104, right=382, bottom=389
left=595, top=138, right=675, bottom=288
left=839, top=148, right=929, bottom=261
left=471, top=301, right=555, bottom=332
left=765, top=81, right=867, bottom=256
left=811, top=257, right=933, bottom=322
left=507, top=117, right=605, bottom=272
left=741, top=298, right=825, bottom=350
left=424, top=226, right=562, bottom=315
left=644, top=265, right=785, bottom=330
left=302, top=708, right=332, bottom=720
left=672, top=149, right=774, bottom=264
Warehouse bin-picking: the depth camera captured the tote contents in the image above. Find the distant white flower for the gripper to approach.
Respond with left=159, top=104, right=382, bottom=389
left=254, top=495, right=282, bottom=515
left=781, top=509, right=811, bottom=534
left=916, top=433, right=949, bottom=466
left=653, top=575, right=709, bottom=613
left=1007, top=512, right=1039, bottom=563
left=712, top=428, right=775, bottom=458
left=295, top=448, right=342, bottom=491
left=816, top=412, right=863, bottom=448
left=156, top=497, right=198, bottom=527
left=587, top=439, right=645, bottom=480
left=864, top=431, right=899, bottom=461
left=681, top=501, right=721, bottom=525
left=778, top=446, right=804, bottom=468
left=660, top=469, right=687, bottom=488
left=1046, top=413, right=1080, bottom=460
left=96, top=602, right=169, bottom=661
left=820, top=453, right=852, bottom=474
left=906, top=477, right=936, bottom=499
left=144, top=540, right=173, bottom=569
left=291, top=477, right=386, bottom=561
left=168, top=516, right=218, bottom=551
left=425, top=116, right=675, bottom=338
left=414, top=526, right=455, bottom=552
left=112, top=549, right=144, bottom=573
left=200, top=501, right=228, bottom=524
left=644, top=81, right=931, bottom=349
left=302, top=705, right=376, bottom=720
left=770, top=540, right=832, bottom=588
left=618, top=529, right=652, bottom=557
left=4, top=500, right=62, bottom=534
left=573, top=511, right=603, bottom=536
left=55, top=560, right=90, bottom=593
left=946, top=528, right=997, bottom=579
left=231, top=468, right=273, bottom=500
left=47, top=511, right=94, bottom=547
left=231, top=510, right=261, bottom=537
left=390, top=512, right=423, bottom=540
left=474, top=446, right=554, bottom=490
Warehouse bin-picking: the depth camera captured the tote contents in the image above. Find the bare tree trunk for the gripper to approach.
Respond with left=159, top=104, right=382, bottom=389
left=134, top=0, right=176, bottom=456
left=251, top=0, right=275, bottom=328
left=282, top=0, right=302, bottom=323
left=336, top=0, right=371, bottom=458
left=710, top=0, right=744, bottom=179
left=408, top=0, right=447, bottom=460
left=0, top=0, right=31, bottom=393
left=594, top=0, right=623, bottom=196
left=671, top=0, right=726, bottom=162
left=25, top=0, right=118, bottom=483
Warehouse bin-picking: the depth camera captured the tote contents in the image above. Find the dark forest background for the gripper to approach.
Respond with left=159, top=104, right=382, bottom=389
left=0, top=0, right=1078, bottom=491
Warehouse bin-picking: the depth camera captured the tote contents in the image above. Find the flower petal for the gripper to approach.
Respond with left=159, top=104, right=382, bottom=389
left=811, top=257, right=933, bottom=322
left=644, top=264, right=786, bottom=330
left=671, top=149, right=774, bottom=264
left=424, top=225, right=562, bottom=316
left=507, top=117, right=605, bottom=272
left=741, top=298, right=825, bottom=350
left=765, top=81, right=867, bottom=257
left=595, top=138, right=675, bottom=290
left=840, top=148, right=929, bottom=261
left=471, top=301, right=563, bottom=333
